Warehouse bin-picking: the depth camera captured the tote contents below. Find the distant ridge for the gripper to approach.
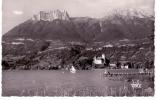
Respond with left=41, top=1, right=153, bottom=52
left=3, top=10, right=154, bottom=43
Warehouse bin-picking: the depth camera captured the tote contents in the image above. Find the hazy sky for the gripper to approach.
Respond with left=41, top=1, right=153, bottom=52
left=3, top=0, right=154, bottom=34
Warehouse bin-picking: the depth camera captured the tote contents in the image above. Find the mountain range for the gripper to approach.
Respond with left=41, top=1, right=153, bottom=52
left=2, top=10, right=154, bottom=70
left=3, top=10, right=154, bottom=43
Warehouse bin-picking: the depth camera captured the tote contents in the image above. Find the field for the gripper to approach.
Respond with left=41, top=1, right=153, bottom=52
left=2, top=70, right=154, bottom=96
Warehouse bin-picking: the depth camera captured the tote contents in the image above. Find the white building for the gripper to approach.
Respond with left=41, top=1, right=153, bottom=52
left=93, top=54, right=106, bottom=65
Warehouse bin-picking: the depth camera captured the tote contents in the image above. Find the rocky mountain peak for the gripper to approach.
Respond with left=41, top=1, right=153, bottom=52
left=32, top=9, right=70, bottom=21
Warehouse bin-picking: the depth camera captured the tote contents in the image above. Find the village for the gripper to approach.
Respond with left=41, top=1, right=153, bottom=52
left=69, top=53, right=154, bottom=76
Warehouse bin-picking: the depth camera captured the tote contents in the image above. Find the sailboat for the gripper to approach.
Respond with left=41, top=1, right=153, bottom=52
left=70, top=65, right=76, bottom=73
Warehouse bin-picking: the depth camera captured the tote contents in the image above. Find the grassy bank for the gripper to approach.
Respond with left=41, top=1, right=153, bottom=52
left=3, top=85, right=154, bottom=96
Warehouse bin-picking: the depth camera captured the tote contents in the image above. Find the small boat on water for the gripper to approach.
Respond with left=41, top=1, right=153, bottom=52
left=70, top=66, right=76, bottom=73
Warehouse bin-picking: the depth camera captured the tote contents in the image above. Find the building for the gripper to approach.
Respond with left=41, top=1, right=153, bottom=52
left=118, top=56, right=132, bottom=69
left=93, top=54, right=110, bottom=68
left=93, top=54, right=105, bottom=64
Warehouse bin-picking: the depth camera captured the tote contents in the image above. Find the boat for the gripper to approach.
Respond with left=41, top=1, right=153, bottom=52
left=70, top=66, right=76, bottom=73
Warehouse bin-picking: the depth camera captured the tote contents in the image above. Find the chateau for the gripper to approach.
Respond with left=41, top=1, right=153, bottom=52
left=32, top=10, right=70, bottom=21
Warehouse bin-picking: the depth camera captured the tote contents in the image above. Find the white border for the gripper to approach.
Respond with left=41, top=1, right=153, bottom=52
left=0, top=0, right=156, bottom=100
left=0, top=0, right=2, bottom=98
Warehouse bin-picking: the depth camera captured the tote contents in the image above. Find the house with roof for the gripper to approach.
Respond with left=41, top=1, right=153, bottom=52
left=93, top=54, right=110, bottom=68
left=117, top=56, right=133, bottom=69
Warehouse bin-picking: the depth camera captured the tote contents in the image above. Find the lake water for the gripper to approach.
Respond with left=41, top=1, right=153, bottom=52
left=2, top=70, right=150, bottom=96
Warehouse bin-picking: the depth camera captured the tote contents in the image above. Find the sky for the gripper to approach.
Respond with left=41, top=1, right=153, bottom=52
left=2, top=0, right=154, bottom=34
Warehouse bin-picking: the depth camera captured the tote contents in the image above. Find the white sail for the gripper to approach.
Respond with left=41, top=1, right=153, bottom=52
left=70, top=66, right=76, bottom=73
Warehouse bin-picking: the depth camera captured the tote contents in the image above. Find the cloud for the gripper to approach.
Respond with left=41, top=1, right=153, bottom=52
left=13, top=10, right=23, bottom=15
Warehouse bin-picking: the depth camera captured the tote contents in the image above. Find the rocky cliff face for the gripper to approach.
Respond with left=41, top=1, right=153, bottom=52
left=32, top=10, right=70, bottom=21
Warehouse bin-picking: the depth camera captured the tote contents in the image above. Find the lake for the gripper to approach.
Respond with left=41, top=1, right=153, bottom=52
left=2, top=70, right=153, bottom=96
